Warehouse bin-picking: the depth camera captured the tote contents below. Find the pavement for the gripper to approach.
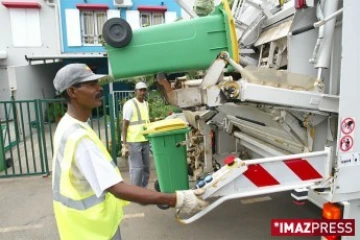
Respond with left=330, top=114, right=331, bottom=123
left=0, top=163, right=323, bottom=240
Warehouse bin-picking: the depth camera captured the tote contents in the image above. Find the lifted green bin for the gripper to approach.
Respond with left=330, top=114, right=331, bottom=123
left=104, top=0, right=238, bottom=79
left=145, top=128, right=190, bottom=193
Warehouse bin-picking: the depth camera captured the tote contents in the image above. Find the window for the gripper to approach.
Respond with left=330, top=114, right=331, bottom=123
left=9, top=8, right=41, bottom=47
left=80, top=10, right=107, bottom=45
left=140, top=12, right=164, bottom=27
left=152, top=12, right=164, bottom=25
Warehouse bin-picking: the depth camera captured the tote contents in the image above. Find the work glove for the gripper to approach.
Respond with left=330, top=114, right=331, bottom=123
left=175, top=188, right=208, bottom=215
left=121, top=143, right=129, bottom=158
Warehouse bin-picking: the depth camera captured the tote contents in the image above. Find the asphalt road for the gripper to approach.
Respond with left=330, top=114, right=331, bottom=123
left=122, top=190, right=321, bottom=240
left=0, top=170, right=322, bottom=240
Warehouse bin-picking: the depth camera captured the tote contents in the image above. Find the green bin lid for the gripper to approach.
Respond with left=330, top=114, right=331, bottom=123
left=142, top=118, right=188, bottom=135
left=145, top=127, right=190, bottom=138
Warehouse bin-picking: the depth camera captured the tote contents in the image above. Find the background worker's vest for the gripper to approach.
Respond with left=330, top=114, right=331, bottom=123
left=52, top=117, right=128, bottom=240
left=126, top=98, right=149, bottom=142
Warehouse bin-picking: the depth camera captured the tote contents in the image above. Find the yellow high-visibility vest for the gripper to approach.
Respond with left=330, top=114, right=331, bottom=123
left=126, top=98, right=149, bottom=142
left=52, top=117, right=128, bottom=240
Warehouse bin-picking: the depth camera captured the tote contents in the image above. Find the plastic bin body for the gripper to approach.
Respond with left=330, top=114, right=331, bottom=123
left=106, top=1, right=238, bottom=79
left=145, top=128, right=190, bottom=193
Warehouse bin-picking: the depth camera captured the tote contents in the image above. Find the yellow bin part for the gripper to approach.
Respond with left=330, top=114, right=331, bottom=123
left=222, top=0, right=239, bottom=64
left=142, top=118, right=188, bottom=135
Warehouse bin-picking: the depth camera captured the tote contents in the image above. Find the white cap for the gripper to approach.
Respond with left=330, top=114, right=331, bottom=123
left=135, top=82, right=147, bottom=90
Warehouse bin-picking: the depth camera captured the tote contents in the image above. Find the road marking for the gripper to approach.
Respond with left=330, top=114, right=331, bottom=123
left=0, top=224, right=43, bottom=233
left=123, top=213, right=145, bottom=219
left=241, top=196, right=272, bottom=204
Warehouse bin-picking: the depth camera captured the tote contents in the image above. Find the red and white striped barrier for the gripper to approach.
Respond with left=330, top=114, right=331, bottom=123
left=201, top=147, right=332, bottom=199
left=177, top=147, right=333, bottom=224
left=237, top=157, right=324, bottom=188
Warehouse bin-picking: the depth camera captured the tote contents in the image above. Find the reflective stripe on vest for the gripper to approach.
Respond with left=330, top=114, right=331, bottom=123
left=52, top=124, right=118, bottom=210
left=52, top=115, right=127, bottom=240
left=126, top=98, right=149, bottom=142
left=129, top=99, right=147, bottom=126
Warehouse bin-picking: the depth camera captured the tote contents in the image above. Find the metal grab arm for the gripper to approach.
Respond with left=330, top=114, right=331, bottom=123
left=176, top=182, right=318, bottom=224
left=176, top=147, right=333, bottom=224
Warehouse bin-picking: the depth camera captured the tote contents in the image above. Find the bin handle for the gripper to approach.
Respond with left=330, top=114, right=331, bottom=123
left=176, top=140, right=190, bottom=147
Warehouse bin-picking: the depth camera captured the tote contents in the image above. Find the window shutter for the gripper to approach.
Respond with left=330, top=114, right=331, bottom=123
left=9, top=8, right=42, bottom=47
left=107, top=9, right=120, bottom=19
left=9, top=9, right=27, bottom=47
left=26, top=9, right=42, bottom=46
left=65, top=9, right=82, bottom=46
left=126, top=10, right=140, bottom=30
left=165, top=11, right=177, bottom=23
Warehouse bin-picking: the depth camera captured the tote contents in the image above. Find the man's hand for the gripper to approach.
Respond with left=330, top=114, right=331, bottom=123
left=121, top=143, right=129, bottom=158
left=175, top=188, right=208, bottom=215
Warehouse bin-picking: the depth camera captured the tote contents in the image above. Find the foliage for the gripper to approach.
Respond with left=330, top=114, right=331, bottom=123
left=107, top=117, right=122, bottom=158
left=147, top=90, right=180, bottom=121
left=194, top=0, right=215, bottom=16
left=115, top=74, right=181, bottom=121
left=194, top=0, right=235, bottom=16
left=44, top=102, right=67, bottom=123
left=98, top=75, right=115, bottom=86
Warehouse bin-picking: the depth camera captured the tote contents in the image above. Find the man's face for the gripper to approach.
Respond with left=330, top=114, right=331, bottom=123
left=70, top=80, right=103, bottom=109
left=136, top=88, right=147, bottom=101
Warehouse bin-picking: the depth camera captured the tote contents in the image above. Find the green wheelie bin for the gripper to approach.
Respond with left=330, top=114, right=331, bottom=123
left=143, top=119, right=190, bottom=193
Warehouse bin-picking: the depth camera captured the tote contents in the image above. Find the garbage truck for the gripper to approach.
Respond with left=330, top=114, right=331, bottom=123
left=103, top=0, right=360, bottom=239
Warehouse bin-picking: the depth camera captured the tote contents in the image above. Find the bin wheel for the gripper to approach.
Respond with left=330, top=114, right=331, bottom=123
left=5, top=158, right=12, bottom=168
left=213, top=160, right=221, bottom=172
left=154, top=179, right=170, bottom=210
left=157, top=203, right=170, bottom=210
left=102, top=18, right=132, bottom=48
left=154, top=179, right=161, bottom=192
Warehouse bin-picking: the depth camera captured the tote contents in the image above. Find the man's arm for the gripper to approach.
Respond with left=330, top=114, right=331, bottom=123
left=107, top=182, right=176, bottom=207
left=122, top=100, right=132, bottom=144
left=122, top=120, right=129, bottom=144
left=107, top=182, right=209, bottom=215
left=76, top=138, right=175, bottom=206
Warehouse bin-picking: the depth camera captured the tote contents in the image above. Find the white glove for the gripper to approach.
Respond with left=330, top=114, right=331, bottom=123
left=175, top=188, right=208, bottom=215
left=121, top=143, right=129, bottom=158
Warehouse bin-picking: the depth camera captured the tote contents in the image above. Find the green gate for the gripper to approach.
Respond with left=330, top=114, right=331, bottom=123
left=0, top=94, right=123, bottom=178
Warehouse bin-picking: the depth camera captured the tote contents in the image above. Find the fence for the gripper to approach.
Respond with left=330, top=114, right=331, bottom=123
left=113, top=90, right=134, bottom=112
left=0, top=92, right=130, bottom=178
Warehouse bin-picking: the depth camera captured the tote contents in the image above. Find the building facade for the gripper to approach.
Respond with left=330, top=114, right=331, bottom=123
left=58, top=0, right=182, bottom=93
left=61, top=0, right=181, bottom=53
left=0, top=0, right=62, bottom=103
left=0, top=0, right=183, bottom=105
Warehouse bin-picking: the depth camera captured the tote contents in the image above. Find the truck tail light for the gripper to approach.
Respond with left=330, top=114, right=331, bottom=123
left=323, top=202, right=342, bottom=220
left=322, top=202, right=343, bottom=240
left=324, top=236, right=340, bottom=240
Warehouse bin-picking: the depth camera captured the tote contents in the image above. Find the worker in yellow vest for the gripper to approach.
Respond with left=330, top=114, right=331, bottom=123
left=52, top=64, right=208, bottom=240
left=121, top=81, right=150, bottom=188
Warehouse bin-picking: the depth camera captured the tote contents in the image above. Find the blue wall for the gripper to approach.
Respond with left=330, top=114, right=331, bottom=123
left=60, top=0, right=114, bottom=53
left=60, top=0, right=181, bottom=53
